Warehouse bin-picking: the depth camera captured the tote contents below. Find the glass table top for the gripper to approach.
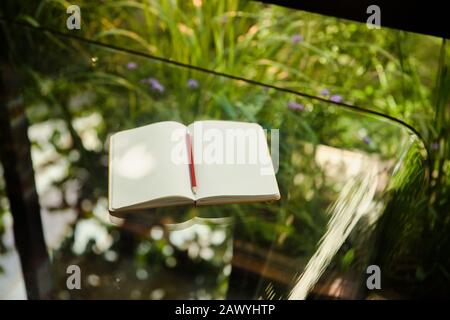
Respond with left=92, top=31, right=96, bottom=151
left=0, top=20, right=429, bottom=300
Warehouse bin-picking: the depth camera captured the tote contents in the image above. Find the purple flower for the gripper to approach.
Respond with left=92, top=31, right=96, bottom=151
left=287, top=101, right=305, bottom=111
left=187, top=79, right=199, bottom=89
left=431, top=142, right=439, bottom=151
left=126, top=62, right=138, bottom=70
left=363, top=136, right=372, bottom=145
left=291, top=34, right=303, bottom=44
left=143, top=78, right=164, bottom=93
left=320, top=89, right=330, bottom=96
left=330, top=94, right=343, bottom=103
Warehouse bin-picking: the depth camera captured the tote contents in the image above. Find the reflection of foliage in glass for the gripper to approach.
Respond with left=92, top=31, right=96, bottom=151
left=0, top=167, right=9, bottom=274
left=51, top=218, right=232, bottom=299
left=0, top=0, right=448, bottom=299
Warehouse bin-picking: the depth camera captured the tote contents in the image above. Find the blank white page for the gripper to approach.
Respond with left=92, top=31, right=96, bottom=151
left=109, top=121, right=192, bottom=211
left=188, top=120, right=280, bottom=202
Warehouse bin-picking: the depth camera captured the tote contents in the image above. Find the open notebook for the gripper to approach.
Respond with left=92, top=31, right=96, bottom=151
left=108, top=120, right=280, bottom=215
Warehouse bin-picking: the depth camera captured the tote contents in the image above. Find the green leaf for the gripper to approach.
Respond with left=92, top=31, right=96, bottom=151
left=341, top=249, right=355, bottom=269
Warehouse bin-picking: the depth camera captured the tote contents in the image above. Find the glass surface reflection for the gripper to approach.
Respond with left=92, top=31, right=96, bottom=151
left=0, top=18, right=435, bottom=300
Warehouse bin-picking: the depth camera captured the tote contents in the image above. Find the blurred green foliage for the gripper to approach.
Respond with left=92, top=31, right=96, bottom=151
left=0, top=0, right=448, bottom=299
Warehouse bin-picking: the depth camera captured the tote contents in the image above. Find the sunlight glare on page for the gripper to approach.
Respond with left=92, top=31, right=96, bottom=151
left=117, top=143, right=156, bottom=179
